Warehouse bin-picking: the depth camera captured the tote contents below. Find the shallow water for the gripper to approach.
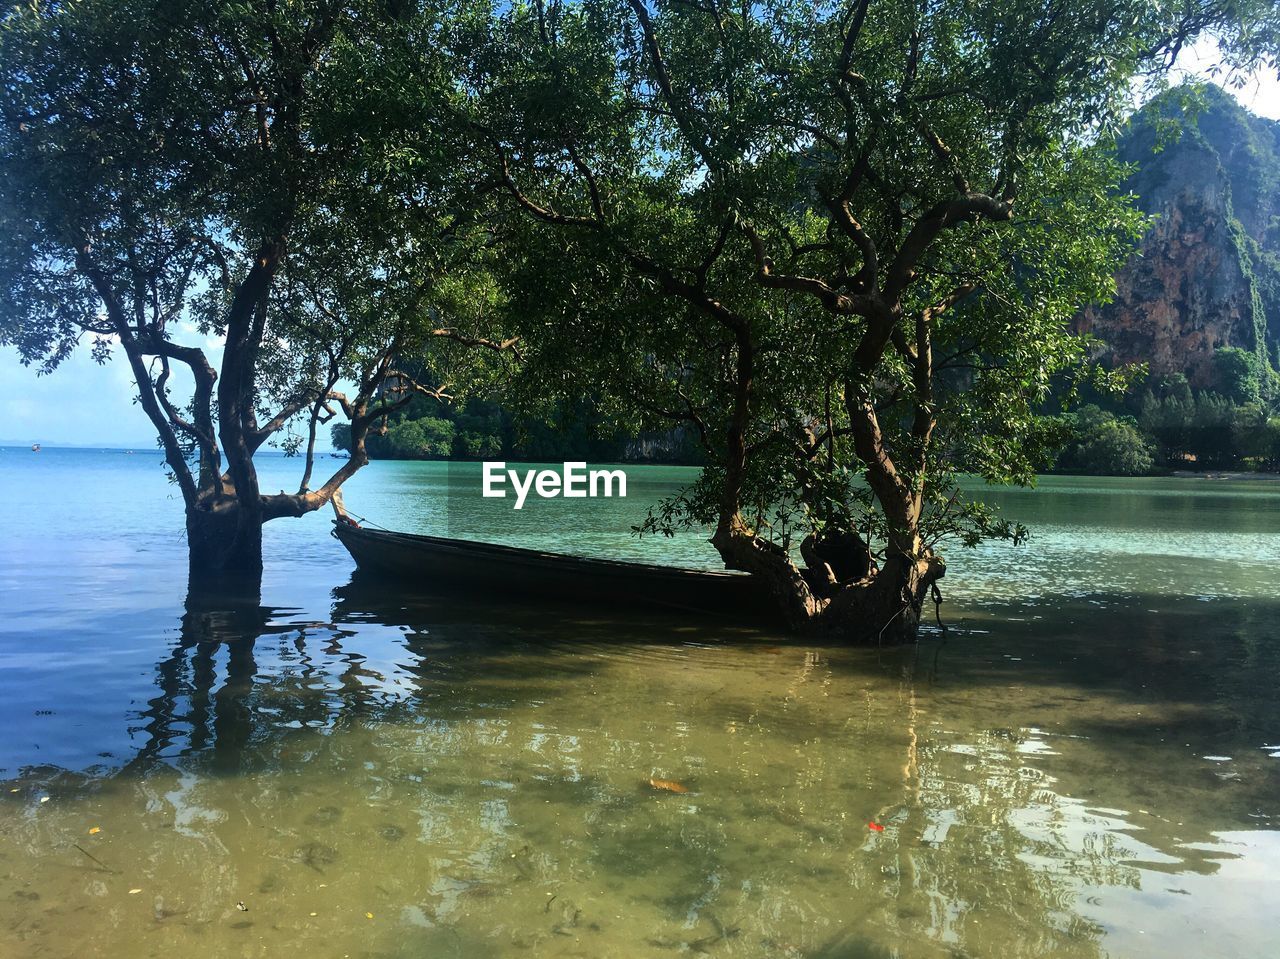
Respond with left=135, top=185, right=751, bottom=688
left=1, top=450, right=1277, bottom=958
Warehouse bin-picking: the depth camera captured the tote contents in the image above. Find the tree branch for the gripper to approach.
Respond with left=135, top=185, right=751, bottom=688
left=741, top=219, right=875, bottom=315
left=75, top=248, right=198, bottom=505
left=625, top=0, right=718, bottom=171
left=883, top=194, right=1013, bottom=302
left=429, top=326, right=523, bottom=360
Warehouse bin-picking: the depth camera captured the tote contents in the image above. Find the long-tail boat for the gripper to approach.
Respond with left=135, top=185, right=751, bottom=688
left=331, top=517, right=767, bottom=620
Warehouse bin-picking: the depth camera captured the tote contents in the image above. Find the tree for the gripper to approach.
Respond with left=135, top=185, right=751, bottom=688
left=1213, top=346, right=1263, bottom=405
left=463, top=0, right=1279, bottom=640
left=0, top=0, right=513, bottom=578
left=1057, top=406, right=1155, bottom=476
left=1139, top=374, right=1195, bottom=462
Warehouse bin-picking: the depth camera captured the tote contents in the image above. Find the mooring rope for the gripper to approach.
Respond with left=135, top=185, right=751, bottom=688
left=339, top=509, right=392, bottom=531
left=931, top=581, right=948, bottom=636
left=328, top=489, right=393, bottom=532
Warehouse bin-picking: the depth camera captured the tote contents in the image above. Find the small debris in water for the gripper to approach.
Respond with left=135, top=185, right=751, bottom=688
left=296, top=841, right=339, bottom=872
left=550, top=899, right=582, bottom=936
left=128, top=888, right=142, bottom=895
left=152, top=900, right=186, bottom=922
left=73, top=843, right=115, bottom=873
left=39, top=796, right=49, bottom=803
left=365, top=912, right=374, bottom=920
left=648, top=778, right=690, bottom=794
left=236, top=901, right=248, bottom=912
left=88, top=826, right=101, bottom=835
left=868, top=822, right=884, bottom=832
left=307, top=805, right=343, bottom=826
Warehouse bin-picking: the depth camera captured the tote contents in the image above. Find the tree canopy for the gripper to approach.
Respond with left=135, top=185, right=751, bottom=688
left=3, top=0, right=1279, bottom=635
left=455, top=0, right=1279, bottom=634
left=0, top=0, right=514, bottom=573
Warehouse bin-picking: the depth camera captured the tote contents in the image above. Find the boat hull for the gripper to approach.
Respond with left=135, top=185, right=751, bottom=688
left=332, top=522, right=767, bottom=620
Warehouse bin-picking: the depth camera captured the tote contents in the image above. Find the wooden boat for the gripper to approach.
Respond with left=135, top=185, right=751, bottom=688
left=332, top=520, right=768, bottom=620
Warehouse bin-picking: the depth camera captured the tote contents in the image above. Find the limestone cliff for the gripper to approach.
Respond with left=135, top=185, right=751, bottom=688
left=1076, top=86, right=1280, bottom=388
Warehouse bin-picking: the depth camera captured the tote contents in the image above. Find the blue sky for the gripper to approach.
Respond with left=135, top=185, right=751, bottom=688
left=0, top=323, right=238, bottom=448
left=3, top=55, right=1278, bottom=448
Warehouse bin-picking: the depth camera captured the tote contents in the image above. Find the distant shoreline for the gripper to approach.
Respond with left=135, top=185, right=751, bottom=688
left=0, top=445, right=333, bottom=456
left=9, top=446, right=1280, bottom=482
left=1046, top=468, right=1280, bottom=482
left=1167, top=469, right=1280, bottom=482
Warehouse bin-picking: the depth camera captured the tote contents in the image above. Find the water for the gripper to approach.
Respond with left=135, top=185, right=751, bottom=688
left=0, top=449, right=1277, bottom=958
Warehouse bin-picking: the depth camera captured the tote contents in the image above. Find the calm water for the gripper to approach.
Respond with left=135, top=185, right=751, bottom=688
left=1, top=448, right=1278, bottom=958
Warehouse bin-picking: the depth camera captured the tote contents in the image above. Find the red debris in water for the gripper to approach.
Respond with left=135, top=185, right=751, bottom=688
left=867, top=822, right=884, bottom=832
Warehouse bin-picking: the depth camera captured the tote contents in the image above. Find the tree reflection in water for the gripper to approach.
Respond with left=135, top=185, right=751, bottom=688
left=2, top=580, right=1277, bottom=959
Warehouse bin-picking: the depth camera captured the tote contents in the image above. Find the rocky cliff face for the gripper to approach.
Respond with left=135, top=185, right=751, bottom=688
left=1076, top=86, right=1280, bottom=388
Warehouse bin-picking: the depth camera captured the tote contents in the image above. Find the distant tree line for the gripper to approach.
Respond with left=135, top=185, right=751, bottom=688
left=331, top=394, right=704, bottom=464
left=1054, top=348, right=1280, bottom=475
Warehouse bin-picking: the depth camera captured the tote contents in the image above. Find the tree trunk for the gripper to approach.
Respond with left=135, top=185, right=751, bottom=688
left=820, top=552, right=945, bottom=644
left=711, top=516, right=824, bottom=629
left=186, top=500, right=264, bottom=580
left=711, top=514, right=944, bottom=644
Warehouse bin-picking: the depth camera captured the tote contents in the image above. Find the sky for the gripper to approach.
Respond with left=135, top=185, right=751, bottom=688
left=2, top=44, right=1279, bottom=449
left=1166, top=36, right=1280, bottom=120
left=1, top=322, right=235, bottom=449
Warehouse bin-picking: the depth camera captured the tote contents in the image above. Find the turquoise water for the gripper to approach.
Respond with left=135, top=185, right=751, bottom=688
left=0, top=449, right=1277, bottom=957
